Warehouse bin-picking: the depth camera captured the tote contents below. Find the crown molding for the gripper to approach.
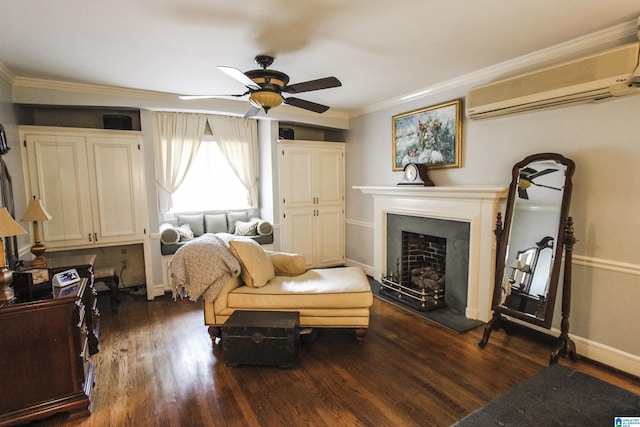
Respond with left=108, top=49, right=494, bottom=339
left=12, top=76, right=174, bottom=100
left=11, top=76, right=350, bottom=128
left=352, top=18, right=639, bottom=118
left=0, top=62, right=15, bottom=85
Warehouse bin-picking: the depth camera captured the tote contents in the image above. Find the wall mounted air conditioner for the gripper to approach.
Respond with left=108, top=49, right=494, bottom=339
left=466, top=42, right=640, bottom=119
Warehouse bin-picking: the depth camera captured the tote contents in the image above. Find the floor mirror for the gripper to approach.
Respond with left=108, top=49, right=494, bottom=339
left=479, top=152, right=578, bottom=364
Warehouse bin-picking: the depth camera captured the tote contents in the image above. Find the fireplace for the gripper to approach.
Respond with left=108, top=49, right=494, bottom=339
left=381, top=214, right=469, bottom=314
left=354, top=185, right=508, bottom=322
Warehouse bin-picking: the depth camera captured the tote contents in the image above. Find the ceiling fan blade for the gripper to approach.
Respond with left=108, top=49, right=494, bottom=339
left=244, top=105, right=261, bottom=118
left=179, top=93, right=246, bottom=100
left=531, top=182, right=563, bottom=191
left=284, top=97, right=330, bottom=113
left=284, top=77, right=342, bottom=94
left=218, top=66, right=261, bottom=90
left=528, top=168, right=558, bottom=179
left=518, top=188, right=529, bottom=199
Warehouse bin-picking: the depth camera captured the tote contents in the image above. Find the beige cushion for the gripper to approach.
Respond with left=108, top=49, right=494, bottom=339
left=228, top=239, right=275, bottom=288
left=227, top=267, right=373, bottom=309
left=267, top=251, right=307, bottom=276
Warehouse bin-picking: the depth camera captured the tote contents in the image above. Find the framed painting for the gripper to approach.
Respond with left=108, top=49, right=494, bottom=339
left=392, top=99, right=462, bottom=170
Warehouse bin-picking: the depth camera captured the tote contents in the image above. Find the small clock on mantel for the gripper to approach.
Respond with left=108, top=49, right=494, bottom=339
left=398, top=163, right=434, bottom=186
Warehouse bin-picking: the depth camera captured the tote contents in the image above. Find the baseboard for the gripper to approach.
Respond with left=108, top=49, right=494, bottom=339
left=571, top=334, right=640, bottom=378
left=344, top=258, right=373, bottom=276
left=505, top=315, right=640, bottom=377
left=149, top=283, right=167, bottom=300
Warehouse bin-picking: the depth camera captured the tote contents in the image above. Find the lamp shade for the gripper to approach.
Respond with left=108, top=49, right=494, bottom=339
left=20, top=199, right=52, bottom=222
left=508, top=259, right=523, bottom=270
left=249, top=90, right=283, bottom=109
left=0, top=207, right=27, bottom=237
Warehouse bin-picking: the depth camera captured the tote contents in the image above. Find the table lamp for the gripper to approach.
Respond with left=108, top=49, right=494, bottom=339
left=20, top=199, right=52, bottom=268
left=0, top=207, right=27, bottom=301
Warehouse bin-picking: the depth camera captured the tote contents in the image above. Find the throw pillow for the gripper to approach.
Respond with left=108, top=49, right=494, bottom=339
left=204, top=213, right=228, bottom=234
left=251, top=218, right=273, bottom=236
left=226, top=211, right=249, bottom=233
left=159, top=223, right=180, bottom=245
left=228, top=239, right=275, bottom=288
left=176, top=223, right=194, bottom=241
left=235, top=220, right=258, bottom=236
left=267, top=251, right=307, bottom=276
left=177, top=213, right=205, bottom=236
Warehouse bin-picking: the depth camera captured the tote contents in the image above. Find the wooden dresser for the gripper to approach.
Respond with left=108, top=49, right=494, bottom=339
left=0, top=255, right=99, bottom=425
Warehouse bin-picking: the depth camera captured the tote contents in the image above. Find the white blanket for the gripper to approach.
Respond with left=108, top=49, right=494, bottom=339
left=169, top=233, right=241, bottom=303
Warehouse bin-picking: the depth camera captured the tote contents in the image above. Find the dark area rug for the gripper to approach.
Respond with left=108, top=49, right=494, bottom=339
left=451, top=364, right=640, bottom=426
left=368, top=278, right=484, bottom=333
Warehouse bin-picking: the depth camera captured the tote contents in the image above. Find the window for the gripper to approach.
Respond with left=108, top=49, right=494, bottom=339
left=170, top=138, right=250, bottom=212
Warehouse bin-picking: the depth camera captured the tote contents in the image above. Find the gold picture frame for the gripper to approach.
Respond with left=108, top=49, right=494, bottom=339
left=392, top=99, right=462, bottom=171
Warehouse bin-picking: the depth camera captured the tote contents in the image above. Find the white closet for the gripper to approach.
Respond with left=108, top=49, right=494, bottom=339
left=278, top=140, right=345, bottom=268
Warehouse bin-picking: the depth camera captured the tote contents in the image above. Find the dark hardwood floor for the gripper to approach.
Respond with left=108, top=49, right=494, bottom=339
left=29, top=290, right=640, bottom=427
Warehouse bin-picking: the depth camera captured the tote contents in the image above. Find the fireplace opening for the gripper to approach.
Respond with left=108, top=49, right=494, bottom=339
left=381, top=213, right=471, bottom=326
left=381, top=231, right=447, bottom=311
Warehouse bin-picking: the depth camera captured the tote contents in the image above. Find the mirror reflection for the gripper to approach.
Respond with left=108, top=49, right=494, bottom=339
left=498, top=158, right=568, bottom=321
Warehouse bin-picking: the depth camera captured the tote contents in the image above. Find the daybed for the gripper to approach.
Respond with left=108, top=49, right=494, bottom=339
left=160, top=211, right=274, bottom=255
left=169, top=234, right=373, bottom=341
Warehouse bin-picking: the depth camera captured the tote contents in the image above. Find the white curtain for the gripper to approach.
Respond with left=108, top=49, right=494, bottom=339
left=153, top=112, right=208, bottom=213
left=207, top=115, right=259, bottom=208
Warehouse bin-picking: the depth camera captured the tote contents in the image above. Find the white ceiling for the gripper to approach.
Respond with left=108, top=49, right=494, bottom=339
left=1, top=1, right=640, bottom=116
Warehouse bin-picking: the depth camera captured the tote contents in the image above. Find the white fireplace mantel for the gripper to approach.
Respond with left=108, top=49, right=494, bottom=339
left=354, top=185, right=508, bottom=322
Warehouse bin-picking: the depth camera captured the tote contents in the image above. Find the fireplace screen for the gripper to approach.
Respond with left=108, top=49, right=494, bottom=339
left=381, top=231, right=446, bottom=311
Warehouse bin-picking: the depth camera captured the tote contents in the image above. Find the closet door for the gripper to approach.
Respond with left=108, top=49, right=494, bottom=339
left=87, top=136, right=146, bottom=244
left=25, top=134, right=93, bottom=248
left=280, top=145, right=314, bottom=208
left=281, top=206, right=314, bottom=269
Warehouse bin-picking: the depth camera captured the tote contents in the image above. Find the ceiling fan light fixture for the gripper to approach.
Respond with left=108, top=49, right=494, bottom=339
left=249, top=90, right=283, bottom=112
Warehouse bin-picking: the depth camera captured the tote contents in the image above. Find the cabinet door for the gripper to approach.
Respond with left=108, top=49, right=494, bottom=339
left=315, top=147, right=344, bottom=205
left=25, top=134, right=93, bottom=248
left=281, top=207, right=314, bottom=268
left=314, top=205, right=345, bottom=267
left=280, top=146, right=314, bottom=208
left=87, top=136, right=146, bottom=244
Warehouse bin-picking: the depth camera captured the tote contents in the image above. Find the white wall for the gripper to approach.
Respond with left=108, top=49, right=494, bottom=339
left=345, top=90, right=640, bottom=373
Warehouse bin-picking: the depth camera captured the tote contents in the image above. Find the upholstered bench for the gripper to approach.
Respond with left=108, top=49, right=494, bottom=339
left=205, top=266, right=374, bottom=341
left=169, top=236, right=374, bottom=342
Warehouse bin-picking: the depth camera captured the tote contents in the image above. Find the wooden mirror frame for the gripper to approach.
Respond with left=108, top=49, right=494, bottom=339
left=479, top=153, right=575, bottom=345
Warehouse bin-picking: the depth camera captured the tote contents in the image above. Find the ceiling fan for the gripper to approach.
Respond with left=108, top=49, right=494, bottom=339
left=517, top=167, right=561, bottom=199
left=180, top=55, right=342, bottom=118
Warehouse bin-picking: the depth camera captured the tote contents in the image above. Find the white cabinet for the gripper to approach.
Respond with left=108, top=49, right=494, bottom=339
left=21, top=126, right=147, bottom=249
left=279, top=141, right=345, bottom=268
